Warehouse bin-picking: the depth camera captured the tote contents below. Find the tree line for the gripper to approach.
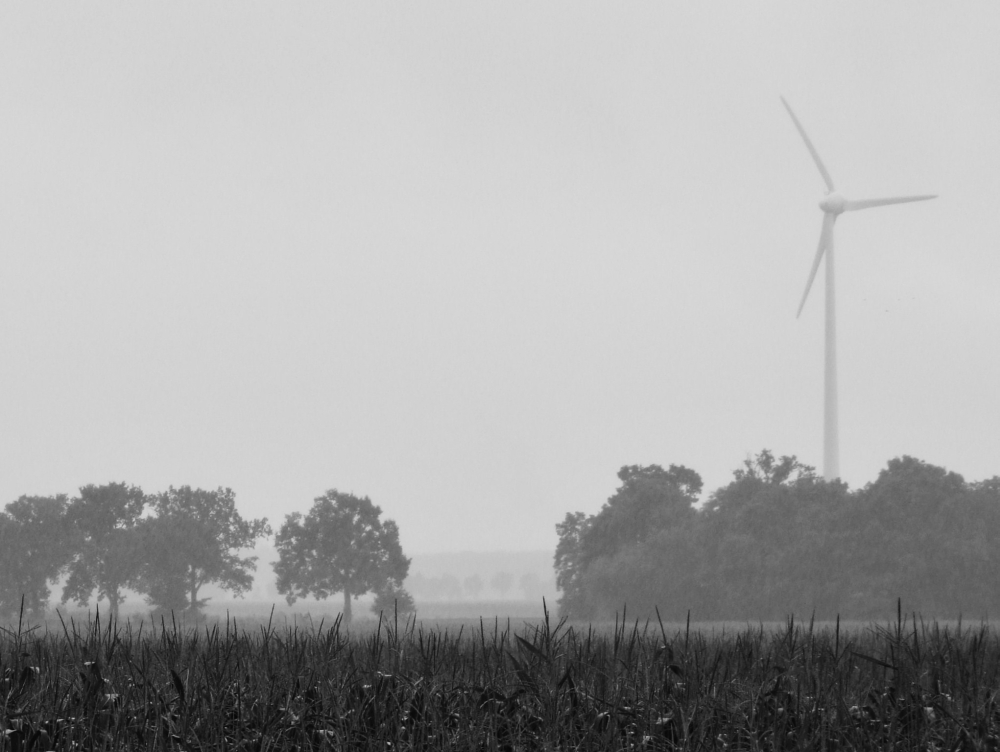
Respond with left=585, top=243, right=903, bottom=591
left=11, top=453, right=992, bottom=625
left=406, top=571, right=549, bottom=602
left=555, top=451, right=1000, bottom=621
left=0, top=484, right=410, bottom=625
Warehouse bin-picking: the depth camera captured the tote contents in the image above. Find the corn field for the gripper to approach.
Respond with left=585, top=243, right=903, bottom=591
left=2, top=604, right=1000, bottom=751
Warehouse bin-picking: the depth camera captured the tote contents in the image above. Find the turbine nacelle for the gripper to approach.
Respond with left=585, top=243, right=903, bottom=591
left=782, top=97, right=937, bottom=321
left=819, top=192, right=846, bottom=215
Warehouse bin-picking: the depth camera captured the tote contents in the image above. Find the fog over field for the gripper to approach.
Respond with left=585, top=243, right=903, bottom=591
left=44, top=545, right=558, bottom=622
left=0, top=5, right=996, bottom=566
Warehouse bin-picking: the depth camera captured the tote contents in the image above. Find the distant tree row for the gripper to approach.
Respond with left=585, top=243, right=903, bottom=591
left=1, top=485, right=412, bottom=626
left=406, top=571, right=549, bottom=601
left=0, top=484, right=269, bottom=621
left=555, top=452, right=1000, bottom=621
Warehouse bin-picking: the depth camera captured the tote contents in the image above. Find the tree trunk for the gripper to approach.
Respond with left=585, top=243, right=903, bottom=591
left=190, top=575, right=199, bottom=612
left=109, top=588, right=120, bottom=623
left=343, top=587, right=352, bottom=625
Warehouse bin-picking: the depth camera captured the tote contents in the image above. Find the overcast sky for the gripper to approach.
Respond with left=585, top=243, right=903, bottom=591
left=1, top=4, right=997, bottom=554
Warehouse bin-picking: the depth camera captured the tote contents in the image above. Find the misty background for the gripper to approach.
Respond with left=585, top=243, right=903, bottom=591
left=1, top=4, right=997, bottom=581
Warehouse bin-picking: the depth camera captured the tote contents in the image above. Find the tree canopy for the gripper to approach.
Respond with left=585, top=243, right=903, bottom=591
left=555, top=464, right=701, bottom=618
left=273, top=490, right=410, bottom=625
left=61, top=482, right=147, bottom=620
left=137, top=486, right=271, bottom=613
left=0, top=482, right=271, bottom=620
left=371, top=580, right=416, bottom=617
left=0, top=495, right=72, bottom=618
left=555, top=452, right=1000, bottom=621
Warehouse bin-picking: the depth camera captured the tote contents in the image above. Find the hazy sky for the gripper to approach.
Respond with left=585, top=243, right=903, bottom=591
left=1, top=4, right=997, bottom=554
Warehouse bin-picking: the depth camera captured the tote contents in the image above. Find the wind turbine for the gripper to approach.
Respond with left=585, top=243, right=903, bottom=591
left=781, top=97, right=936, bottom=481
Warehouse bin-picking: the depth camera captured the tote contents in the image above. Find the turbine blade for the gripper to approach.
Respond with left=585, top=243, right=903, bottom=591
left=843, top=195, right=938, bottom=211
left=781, top=96, right=836, bottom=193
left=797, top=213, right=835, bottom=318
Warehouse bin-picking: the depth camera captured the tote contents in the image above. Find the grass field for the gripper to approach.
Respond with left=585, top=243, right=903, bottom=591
left=2, top=604, right=999, bottom=750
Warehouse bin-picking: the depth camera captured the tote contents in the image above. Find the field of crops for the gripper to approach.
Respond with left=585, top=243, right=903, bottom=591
left=2, top=605, right=1000, bottom=751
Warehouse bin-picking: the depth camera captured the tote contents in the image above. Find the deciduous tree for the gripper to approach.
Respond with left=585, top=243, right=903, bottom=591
left=137, top=487, right=270, bottom=613
left=61, top=483, right=147, bottom=621
left=553, top=512, right=591, bottom=617
left=371, top=580, right=415, bottom=616
left=579, top=464, right=701, bottom=565
left=273, top=490, right=409, bottom=625
left=554, top=451, right=1000, bottom=621
left=555, top=464, right=701, bottom=618
left=0, top=495, right=71, bottom=618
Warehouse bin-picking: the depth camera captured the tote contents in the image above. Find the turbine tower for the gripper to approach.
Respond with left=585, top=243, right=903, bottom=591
left=781, top=97, right=936, bottom=481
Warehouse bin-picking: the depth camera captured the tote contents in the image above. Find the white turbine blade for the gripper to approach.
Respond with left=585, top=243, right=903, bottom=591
left=843, top=195, right=938, bottom=212
left=781, top=96, right=836, bottom=193
left=797, top=213, right=835, bottom=318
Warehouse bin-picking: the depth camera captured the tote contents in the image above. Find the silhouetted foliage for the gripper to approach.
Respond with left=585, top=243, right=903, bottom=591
left=371, top=580, right=416, bottom=616
left=0, top=495, right=72, bottom=618
left=556, top=451, right=1000, bottom=621
left=555, top=464, right=701, bottom=618
left=554, top=512, right=591, bottom=613
left=61, top=482, right=147, bottom=621
left=273, top=490, right=410, bottom=625
left=137, top=486, right=270, bottom=614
